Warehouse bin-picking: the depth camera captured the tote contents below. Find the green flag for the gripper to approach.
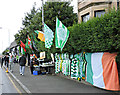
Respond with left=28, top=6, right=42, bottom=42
left=25, top=39, right=29, bottom=49
left=21, top=47, right=25, bottom=54
left=55, top=17, right=69, bottom=51
left=44, top=23, right=54, bottom=48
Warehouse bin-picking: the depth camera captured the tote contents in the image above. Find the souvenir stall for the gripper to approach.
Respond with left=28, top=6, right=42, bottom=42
left=32, top=52, right=54, bottom=75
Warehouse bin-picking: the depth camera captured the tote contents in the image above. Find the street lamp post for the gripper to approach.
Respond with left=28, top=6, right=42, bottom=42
left=41, top=0, right=44, bottom=32
left=8, top=29, right=10, bottom=53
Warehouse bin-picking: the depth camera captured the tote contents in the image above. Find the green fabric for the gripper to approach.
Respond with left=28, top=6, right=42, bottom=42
left=32, top=33, right=39, bottom=52
left=34, top=30, right=39, bottom=34
left=16, top=55, right=19, bottom=60
left=85, top=53, right=93, bottom=84
left=55, top=17, right=69, bottom=51
left=44, top=23, right=54, bottom=48
left=25, top=39, right=29, bottom=49
left=82, top=53, right=87, bottom=79
left=21, top=47, right=25, bottom=54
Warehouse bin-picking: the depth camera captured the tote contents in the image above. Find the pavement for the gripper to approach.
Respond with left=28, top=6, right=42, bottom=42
left=3, top=63, right=120, bottom=94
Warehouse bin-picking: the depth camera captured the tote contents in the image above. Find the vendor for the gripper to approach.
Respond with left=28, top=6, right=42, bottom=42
left=30, top=56, right=39, bottom=74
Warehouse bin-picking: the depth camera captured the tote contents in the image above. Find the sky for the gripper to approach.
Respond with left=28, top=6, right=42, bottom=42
left=0, top=0, right=77, bottom=54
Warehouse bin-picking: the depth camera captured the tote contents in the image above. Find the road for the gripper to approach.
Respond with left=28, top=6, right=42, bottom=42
left=0, top=66, right=26, bottom=94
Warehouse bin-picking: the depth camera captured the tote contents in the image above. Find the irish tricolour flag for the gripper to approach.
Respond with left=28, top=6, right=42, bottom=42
left=85, top=52, right=120, bottom=91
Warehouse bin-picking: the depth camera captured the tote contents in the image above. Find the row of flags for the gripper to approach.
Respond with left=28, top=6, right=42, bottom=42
left=20, top=17, right=69, bottom=54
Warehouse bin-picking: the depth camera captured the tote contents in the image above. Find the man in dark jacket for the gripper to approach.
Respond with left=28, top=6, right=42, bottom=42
left=19, top=54, right=26, bottom=76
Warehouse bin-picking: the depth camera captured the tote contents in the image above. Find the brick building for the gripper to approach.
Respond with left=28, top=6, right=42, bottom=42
left=78, top=0, right=120, bottom=23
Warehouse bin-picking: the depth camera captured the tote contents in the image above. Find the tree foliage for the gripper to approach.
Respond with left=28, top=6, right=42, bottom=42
left=14, top=2, right=77, bottom=58
left=65, top=9, right=120, bottom=54
left=14, top=1, right=120, bottom=63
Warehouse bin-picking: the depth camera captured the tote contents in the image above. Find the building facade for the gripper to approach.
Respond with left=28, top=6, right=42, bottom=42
left=78, top=0, right=120, bottom=23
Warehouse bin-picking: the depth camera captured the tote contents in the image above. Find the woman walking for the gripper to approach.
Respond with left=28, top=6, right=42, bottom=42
left=9, top=54, right=14, bottom=72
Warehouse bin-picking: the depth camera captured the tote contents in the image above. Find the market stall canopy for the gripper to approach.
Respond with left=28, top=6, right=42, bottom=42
left=9, top=40, right=18, bottom=49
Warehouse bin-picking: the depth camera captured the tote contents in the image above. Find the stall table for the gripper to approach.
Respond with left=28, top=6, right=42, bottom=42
left=39, top=64, right=54, bottom=74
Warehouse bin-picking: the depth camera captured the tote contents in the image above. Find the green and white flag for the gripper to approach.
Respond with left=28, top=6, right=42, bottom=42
left=55, top=17, right=69, bottom=51
left=44, top=23, right=54, bottom=48
left=21, top=47, right=25, bottom=54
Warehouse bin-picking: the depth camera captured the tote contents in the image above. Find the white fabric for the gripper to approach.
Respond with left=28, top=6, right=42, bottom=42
left=91, top=53, right=105, bottom=88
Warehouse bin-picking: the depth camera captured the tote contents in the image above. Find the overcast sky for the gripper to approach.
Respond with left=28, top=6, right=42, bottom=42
left=0, top=0, right=77, bottom=54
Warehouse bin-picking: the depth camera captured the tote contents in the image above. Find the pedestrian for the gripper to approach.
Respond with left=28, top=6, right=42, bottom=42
left=4, top=55, right=6, bottom=66
left=16, top=54, right=19, bottom=63
left=9, top=54, right=14, bottom=72
left=5, top=54, right=9, bottom=73
left=1, top=56, right=4, bottom=68
left=0, top=56, right=1, bottom=65
left=30, top=55, right=38, bottom=74
left=14, top=55, right=17, bottom=63
left=19, top=54, right=26, bottom=76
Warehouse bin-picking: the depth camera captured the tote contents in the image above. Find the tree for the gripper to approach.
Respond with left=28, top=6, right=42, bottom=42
left=15, top=2, right=78, bottom=57
left=44, top=2, right=77, bottom=32
left=14, top=3, right=38, bottom=54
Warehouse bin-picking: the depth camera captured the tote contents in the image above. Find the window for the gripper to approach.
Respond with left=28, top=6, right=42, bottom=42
left=94, top=10, right=105, bottom=17
left=82, top=13, right=90, bottom=22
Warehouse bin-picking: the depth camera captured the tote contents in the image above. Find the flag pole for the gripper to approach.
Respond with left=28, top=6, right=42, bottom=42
left=41, top=0, right=44, bottom=32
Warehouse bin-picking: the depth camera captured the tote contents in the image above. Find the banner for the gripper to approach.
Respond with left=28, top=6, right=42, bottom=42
left=44, top=23, right=54, bottom=48
left=21, top=47, right=25, bottom=54
left=20, top=40, right=26, bottom=52
left=28, top=36, right=32, bottom=49
left=32, top=33, right=39, bottom=52
left=35, top=30, right=45, bottom=42
left=25, top=39, right=29, bottom=49
left=85, top=52, right=120, bottom=91
left=40, top=52, right=45, bottom=59
left=55, top=17, right=69, bottom=51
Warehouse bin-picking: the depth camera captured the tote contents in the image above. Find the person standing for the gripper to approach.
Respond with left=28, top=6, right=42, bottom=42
left=9, top=54, right=14, bottom=72
left=19, top=54, right=26, bottom=76
left=13, top=55, right=16, bottom=63
left=1, top=56, right=4, bottom=68
left=16, top=54, right=19, bottom=63
left=5, top=54, right=9, bottom=73
left=4, top=55, right=6, bottom=66
left=30, top=56, right=38, bottom=74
